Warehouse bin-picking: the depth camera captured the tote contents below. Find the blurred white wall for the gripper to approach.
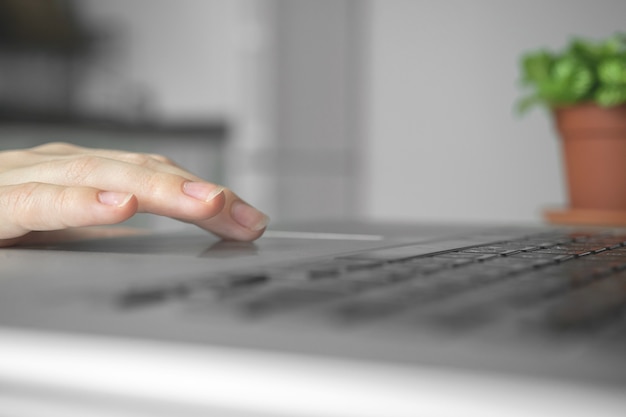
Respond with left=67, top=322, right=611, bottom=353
left=360, top=0, right=626, bottom=224
left=76, top=0, right=359, bottom=222
left=75, top=0, right=278, bottom=217
left=76, top=0, right=244, bottom=122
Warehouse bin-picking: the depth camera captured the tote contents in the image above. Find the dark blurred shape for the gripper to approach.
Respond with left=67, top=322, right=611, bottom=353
left=0, top=0, right=94, bottom=120
left=0, top=0, right=90, bottom=53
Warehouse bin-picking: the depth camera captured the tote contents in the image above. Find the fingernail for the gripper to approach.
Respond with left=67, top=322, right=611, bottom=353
left=231, top=201, right=270, bottom=231
left=98, top=191, right=133, bottom=207
left=183, top=182, right=224, bottom=202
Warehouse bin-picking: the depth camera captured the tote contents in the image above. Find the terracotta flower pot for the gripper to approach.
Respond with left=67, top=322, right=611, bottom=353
left=551, top=103, right=626, bottom=221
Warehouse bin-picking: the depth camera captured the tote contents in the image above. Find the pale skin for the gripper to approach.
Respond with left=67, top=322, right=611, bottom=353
left=0, top=142, right=269, bottom=247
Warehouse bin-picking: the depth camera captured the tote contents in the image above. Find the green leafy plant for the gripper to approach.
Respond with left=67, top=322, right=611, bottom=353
left=517, top=33, right=626, bottom=114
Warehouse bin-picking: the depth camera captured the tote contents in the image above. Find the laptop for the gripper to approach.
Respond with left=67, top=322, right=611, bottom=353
left=1, top=220, right=625, bottom=417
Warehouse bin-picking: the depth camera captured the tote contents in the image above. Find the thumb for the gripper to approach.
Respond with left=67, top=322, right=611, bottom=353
left=0, top=182, right=137, bottom=243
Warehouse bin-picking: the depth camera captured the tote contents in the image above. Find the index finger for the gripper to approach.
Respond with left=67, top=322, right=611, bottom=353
left=188, top=188, right=270, bottom=241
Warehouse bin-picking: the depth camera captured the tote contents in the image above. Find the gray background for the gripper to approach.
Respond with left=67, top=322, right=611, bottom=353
left=2, top=0, right=625, bottom=228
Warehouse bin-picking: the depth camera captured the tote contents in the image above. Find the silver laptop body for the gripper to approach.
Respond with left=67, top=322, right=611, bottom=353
left=1, top=221, right=625, bottom=417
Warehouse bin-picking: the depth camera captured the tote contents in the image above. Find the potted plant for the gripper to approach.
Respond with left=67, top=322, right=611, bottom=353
left=517, top=33, right=626, bottom=225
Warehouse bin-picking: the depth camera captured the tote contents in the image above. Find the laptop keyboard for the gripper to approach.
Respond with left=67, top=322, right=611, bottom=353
left=117, top=230, right=626, bottom=336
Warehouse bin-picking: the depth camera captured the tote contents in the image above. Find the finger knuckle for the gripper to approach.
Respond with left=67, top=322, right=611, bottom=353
left=31, top=141, right=81, bottom=153
left=148, top=153, right=175, bottom=165
left=51, top=187, right=76, bottom=227
left=1, top=182, right=43, bottom=220
left=118, top=152, right=154, bottom=167
left=0, top=183, right=76, bottom=231
left=64, top=155, right=103, bottom=183
left=4, top=182, right=27, bottom=203
left=138, top=171, right=172, bottom=197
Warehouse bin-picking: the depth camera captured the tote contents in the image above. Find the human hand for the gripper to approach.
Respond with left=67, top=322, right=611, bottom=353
left=0, top=142, right=269, bottom=247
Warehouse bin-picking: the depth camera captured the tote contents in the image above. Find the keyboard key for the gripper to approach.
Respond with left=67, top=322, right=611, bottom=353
left=238, top=287, right=342, bottom=315
left=117, top=284, right=188, bottom=309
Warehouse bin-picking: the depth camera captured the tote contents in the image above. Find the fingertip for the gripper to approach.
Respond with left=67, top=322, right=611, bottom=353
left=182, top=188, right=227, bottom=221
left=182, top=182, right=225, bottom=203
left=96, top=191, right=138, bottom=223
left=196, top=198, right=270, bottom=242
left=0, top=184, right=142, bottom=241
left=207, top=223, right=268, bottom=242
left=243, top=226, right=268, bottom=242
left=98, top=191, right=134, bottom=207
left=230, top=200, right=271, bottom=233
